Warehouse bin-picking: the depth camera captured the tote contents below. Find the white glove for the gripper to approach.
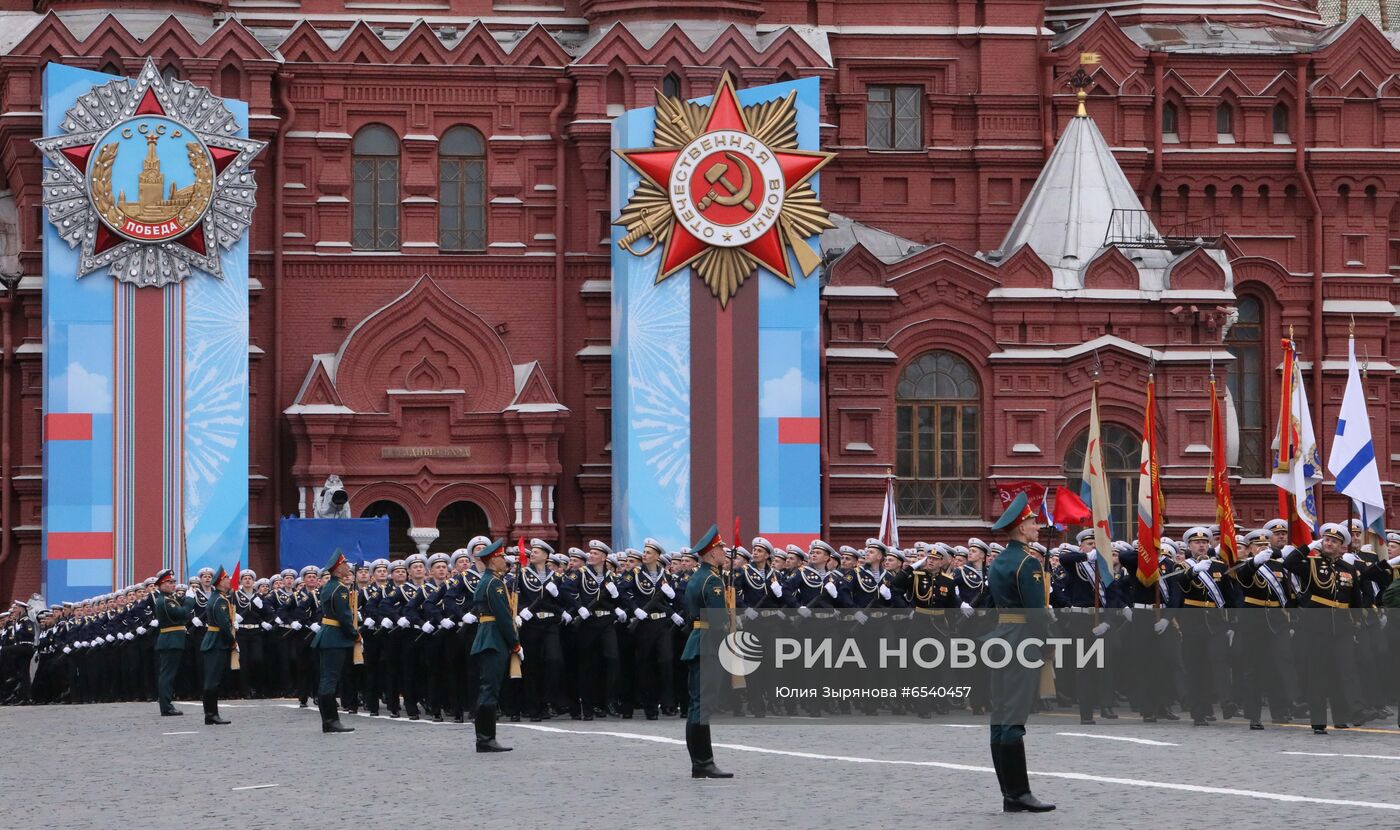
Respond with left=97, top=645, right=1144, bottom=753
left=634, top=608, right=647, bottom=621
left=381, top=618, right=393, bottom=628
left=606, top=581, right=619, bottom=599
left=1121, top=607, right=1133, bottom=623
left=578, top=607, right=591, bottom=620
left=1153, top=617, right=1170, bottom=635
left=562, top=611, right=574, bottom=624
left=364, top=617, right=376, bottom=629
left=440, top=618, right=455, bottom=630
left=1381, top=614, right=1389, bottom=629
left=661, top=583, right=675, bottom=599
left=63, top=646, right=71, bottom=654
left=1087, top=550, right=1098, bottom=562
left=1253, top=551, right=1272, bottom=565
left=520, top=608, right=534, bottom=622
left=613, top=607, right=627, bottom=622
left=310, top=623, right=321, bottom=633
left=670, top=612, right=684, bottom=626
left=191, top=616, right=203, bottom=627
left=514, top=615, right=523, bottom=628
left=515, top=646, right=525, bottom=663
left=253, top=597, right=263, bottom=609
left=1191, top=559, right=1211, bottom=573
left=275, top=616, right=285, bottom=626
left=1342, top=552, right=1358, bottom=566
left=959, top=602, right=974, bottom=618
left=854, top=610, right=869, bottom=625
left=421, top=622, right=435, bottom=635
left=824, top=581, right=838, bottom=598
left=771, top=582, right=783, bottom=598
left=879, top=585, right=892, bottom=601
left=260, top=622, right=272, bottom=631
left=545, top=582, right=559, bottom=597
left=744, top=608, right=758, bottom=621
left=291, top=621, right=303, bottom=630
left=797, top=606, right=812, bottom=618
left=397, top=617, right=410, bottom=629
left=235, top=614, right=244, bottom=625
left=463, top=613, right=478, bottom=625
left=1091, top=622, right=1109, bottom=637
left=910, top=558, right=927, bottom=571
left=106, top=634, right=115, bottom=643
left=136, top=626, right=146, bottom=635
left=1226, top=629, right=1235, bottom=648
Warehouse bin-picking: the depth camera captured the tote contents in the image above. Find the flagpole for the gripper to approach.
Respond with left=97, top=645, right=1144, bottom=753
left=1091, top=370, right=1102, bottom=619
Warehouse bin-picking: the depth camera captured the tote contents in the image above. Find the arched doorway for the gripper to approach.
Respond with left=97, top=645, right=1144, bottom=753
left=436, top=501, right=490, bottom=553
left=361, top=500, right=413, bottom=556
left=1063, top=424, right=1141, bottom=543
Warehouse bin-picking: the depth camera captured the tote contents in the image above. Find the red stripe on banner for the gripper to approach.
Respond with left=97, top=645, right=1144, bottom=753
left=45, top=412, right=93, bottom=441
left=690, top=288, right=716, bottom=541
left=714, top=292, right=733, bottom=544
left=49, top=531, right=114, bottom=559
left=731, top=287, right=759, bottom=548
left=777, top=417, right=820, bottom=444
left=132, top=288, right=166, bottom=580
left=761, top=532, right=819, bottom=551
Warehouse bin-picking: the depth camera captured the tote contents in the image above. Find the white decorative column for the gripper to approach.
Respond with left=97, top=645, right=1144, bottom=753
left=408, top=526, right=440, bottom=556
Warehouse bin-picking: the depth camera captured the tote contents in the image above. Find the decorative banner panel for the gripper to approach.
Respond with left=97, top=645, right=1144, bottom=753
left=38, top=62, right=263, bottom=602
left=612, top=76, right=830, bottom=552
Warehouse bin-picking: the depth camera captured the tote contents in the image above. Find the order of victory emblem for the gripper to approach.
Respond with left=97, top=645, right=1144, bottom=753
left=614, top=74, right=836, bottom=306
left=34, top=59, right=266, bottom=287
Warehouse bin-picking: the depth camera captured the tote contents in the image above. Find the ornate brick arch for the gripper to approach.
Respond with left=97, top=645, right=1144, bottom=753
left=334, top=276, right=516, bottom=414
left=427, top=483, right=512, bottom=535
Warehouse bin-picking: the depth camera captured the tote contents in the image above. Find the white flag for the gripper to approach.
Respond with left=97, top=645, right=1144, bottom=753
left=879, top=474, right=900, bottom=548
left=1271, top=346, right=1322, bottom=531
left=1328, top=337, right=1385, bottom=533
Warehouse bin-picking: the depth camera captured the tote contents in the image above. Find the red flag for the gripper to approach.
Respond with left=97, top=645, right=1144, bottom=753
left=1136, top=376, right=1163, bottom=586
left=733, top=516, right=741, bottom=550
left=231, top=562, right=241, bottom=587
left=1052, top=486, right=1092, bottom=528
left=1209, top=378, right=1238, bottom=567
left=518, top=537, right=528, bottom=570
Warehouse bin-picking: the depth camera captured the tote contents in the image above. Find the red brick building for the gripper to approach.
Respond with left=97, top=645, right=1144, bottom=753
left=0, top=0, right=1395, bottom=600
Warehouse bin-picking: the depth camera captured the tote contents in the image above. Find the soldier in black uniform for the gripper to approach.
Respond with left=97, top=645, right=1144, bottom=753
left=1176, top=527, right=1233, bottom=726
left=1235, top=529, right=1299, bottom=728
left=1055, top=531, right=1116, bottom=724
left=515, top=538, right=566, bottom=722
left=893, top=544, right=958, bottom=717
left=571, top=539, right=622, bottom=719
left=446, top=543, right=487, bottom=722
left=622, top=538, right=682, bottom=720
left=418, top=553, right=452, bottom=721
left=1116, top=541, right=1182, bottom=722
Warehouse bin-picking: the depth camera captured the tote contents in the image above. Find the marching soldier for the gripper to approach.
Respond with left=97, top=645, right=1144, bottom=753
left=680, top=524, right=733, bottom=779
left=357, top=559, right=390, bottom=716
left=571, top=540, right=622, bottom=720
left=985, top=492, right=1054, bottom=813
left=1176, top=527, right=1233, bottom=726
left=200, top=567, right=234, bottom=726
left=470, top=538, right=520, bottom=752
left=311, top=550, right=358, bottom=734
left=1054, top=533, right=1115, bottom=724
left=1235, top=530, right=1299, bottom=729
left=625, top=537, right=682, bottom=720
left=419, top=553, right=452, bottom=722
left=516, top=539, right=566, bottom=722
left=151, top=569, right=192, bottom=716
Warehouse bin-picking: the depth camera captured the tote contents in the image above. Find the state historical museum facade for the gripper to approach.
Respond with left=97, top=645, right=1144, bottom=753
left=0, top=0, right=1396, bottom=598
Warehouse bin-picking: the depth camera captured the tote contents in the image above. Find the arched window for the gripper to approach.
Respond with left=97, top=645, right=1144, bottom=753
left=1162, top=101, right=1179, bottom=140
left=352, top=125, right=400, bottom=251
left=661, top=73, right=682, bottom=99
left=1064, top=424, right=1142, bottom=542
left=1225, top=296, right=1266, bottom=477
left=439, top=125, right=486, bottom=252
left=1272, top=102, right=1290, bottom=140
left=1216, top=103, right=1234, bottom=141
left=895, top=351, right=980, bottom=517
left=435, top=500, right=491, bottom=553
left=361, top=499, right=413, bottom=556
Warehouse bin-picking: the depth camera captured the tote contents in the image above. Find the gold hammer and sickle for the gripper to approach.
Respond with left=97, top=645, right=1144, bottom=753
left=697, top=151, right=755, bottom=212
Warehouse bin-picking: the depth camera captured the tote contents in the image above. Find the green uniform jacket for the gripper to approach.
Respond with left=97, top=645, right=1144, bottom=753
left=311, top=577, right=358, bottom=649
left=984, top=540, right=1051, bottom=641
left=199, top=592, right=235, bottom=652
left=681, top=562, right=726, bottom=662
left=152, top=591, right=193, bottom=651
left=470, top=572, right=519, bottom=655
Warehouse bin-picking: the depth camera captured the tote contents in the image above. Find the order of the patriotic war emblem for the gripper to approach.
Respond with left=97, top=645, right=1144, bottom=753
left=614, top=73, right=836, bottom=306
left=34, top=59, right=266, bottom=287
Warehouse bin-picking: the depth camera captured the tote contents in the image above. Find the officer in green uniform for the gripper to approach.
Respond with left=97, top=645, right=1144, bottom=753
left=470, top=538, right=520, bottom=752
left=680, top=524, right=734, bottom=779
left=199, top=567, right=234, bottom=725
left=985, top=492, right=1054, bottom=813
left=311, top=549, right=359, bottom=734
left=151, top=568, right=192, bottom=716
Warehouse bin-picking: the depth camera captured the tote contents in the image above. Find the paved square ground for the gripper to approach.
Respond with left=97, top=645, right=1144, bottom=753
left=7, top=701, right=1400, bottom=829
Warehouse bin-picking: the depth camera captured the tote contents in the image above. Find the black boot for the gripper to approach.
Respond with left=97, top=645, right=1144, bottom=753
left=1000, top=741, right=1054, bottom=812
left=475, top=705, right=512, bottom=752
left=203, top=691, right=229, bottom=725
left=321, top=695, right=354, bottom=733
left=688, top=723, right=733, bottom=779
left=989, top=743, right=1008, bottom=796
